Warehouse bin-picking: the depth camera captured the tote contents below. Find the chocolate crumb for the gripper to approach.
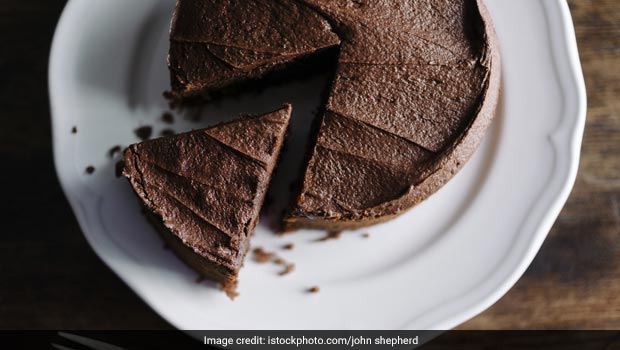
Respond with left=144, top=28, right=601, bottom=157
left=317, top=231, right=341, bottom=242
left=134, top=126, right=153, bottom=140
left=85, top=166, right=95, bottom=175
left=279, top=263, right=295, bottom=276
left=160, top=128, right=175, bottom=137
left=253, top=247, right=274, bottom=263
left=307, top=286, right=320, bottom=293
left=71, top=126, right=77, bottom=134
left=115, top=160, right=125, bottom=178
left=362, top=233, right=370, bottom=238
left=162, top=112, right=174, bottom=124
left=282, top=243, right=294, bottom=250
left=108, top=145, right=122, bottom=158
left=253, top=247, right=296, bottom=276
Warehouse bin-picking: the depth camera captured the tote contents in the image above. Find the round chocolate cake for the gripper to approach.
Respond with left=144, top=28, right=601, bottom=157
left=167, top=0, right=501, bottom=231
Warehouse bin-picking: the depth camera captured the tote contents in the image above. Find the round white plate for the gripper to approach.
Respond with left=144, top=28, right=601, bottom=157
left=49, top=0, right=586, bottom=330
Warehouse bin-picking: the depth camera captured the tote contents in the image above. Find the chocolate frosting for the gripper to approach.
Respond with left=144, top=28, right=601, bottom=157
left=166, top=0, right=501, bottom=231
left=168, top=0, right=339, bottom=99
left=122, top=105, right=291, bottom=293
left=285, top=0, right=500, bottom=230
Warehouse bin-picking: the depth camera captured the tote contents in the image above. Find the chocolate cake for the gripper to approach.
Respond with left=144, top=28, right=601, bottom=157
left=167, top=0, right=339, bottom=103
left=166, top=0, right=501, bottom=231
left=122, top=105, right=291, bottom=297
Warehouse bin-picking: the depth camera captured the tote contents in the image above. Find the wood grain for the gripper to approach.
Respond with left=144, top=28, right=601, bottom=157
left=0, top=0, right=617, bottom=329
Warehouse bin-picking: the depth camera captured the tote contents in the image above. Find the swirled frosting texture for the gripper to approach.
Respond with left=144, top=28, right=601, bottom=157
left=166, top=0, right=501, bottom=230
left=123, top=105, right=291, bottom=296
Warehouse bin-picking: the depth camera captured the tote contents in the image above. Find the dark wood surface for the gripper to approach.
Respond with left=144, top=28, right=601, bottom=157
left=0, top=0, right=617, bottom=329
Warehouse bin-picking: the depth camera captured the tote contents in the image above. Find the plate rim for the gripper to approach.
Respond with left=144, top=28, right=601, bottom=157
left=48, top=0, right=587, bottom=330
left=412, top=0, right=587, bottom=330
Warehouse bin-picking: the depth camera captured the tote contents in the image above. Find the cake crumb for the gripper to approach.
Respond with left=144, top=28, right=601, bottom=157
left=226, top=289, right=240, bottom=299
left=115, top=160, right=125, bottom=178
left=282, top=243, right=294, bottom=250
left=279, top=263, right=295, bottom=276
left=85, top=166, right=95, bottom=175
left=253, top=247, right=296, bottom=276
left=253, top=247, right=274, bottom=263
left=160, top=129, right=175, bottom=137
left=307, top=286, right=320, bottom=293
left=134, top=126, right=153, bottom=140
left=362, top=233, right=370, bottom=238
left=108, top=145, right=122, bottom=158
left=162, top=112, right=174, bottom=124
left=317, top=231, right=341, bottom=242
left=71, top=126, right=77, bottom=134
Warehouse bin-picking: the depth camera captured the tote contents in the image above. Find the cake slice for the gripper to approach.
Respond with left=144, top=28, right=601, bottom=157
left=167, top=0, right=339, bottom=104
left=122, top=105, right=291, bottom=298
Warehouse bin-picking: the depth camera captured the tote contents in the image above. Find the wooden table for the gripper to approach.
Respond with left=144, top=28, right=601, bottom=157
left=1, top=0, right=618, bottom=329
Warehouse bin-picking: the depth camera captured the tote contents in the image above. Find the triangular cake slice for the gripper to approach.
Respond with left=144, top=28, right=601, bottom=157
left=122, top=105, right=291, bottom=298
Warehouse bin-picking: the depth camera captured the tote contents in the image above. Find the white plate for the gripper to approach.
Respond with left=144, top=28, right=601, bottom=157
left=49, top=0, right=586, bottom=330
